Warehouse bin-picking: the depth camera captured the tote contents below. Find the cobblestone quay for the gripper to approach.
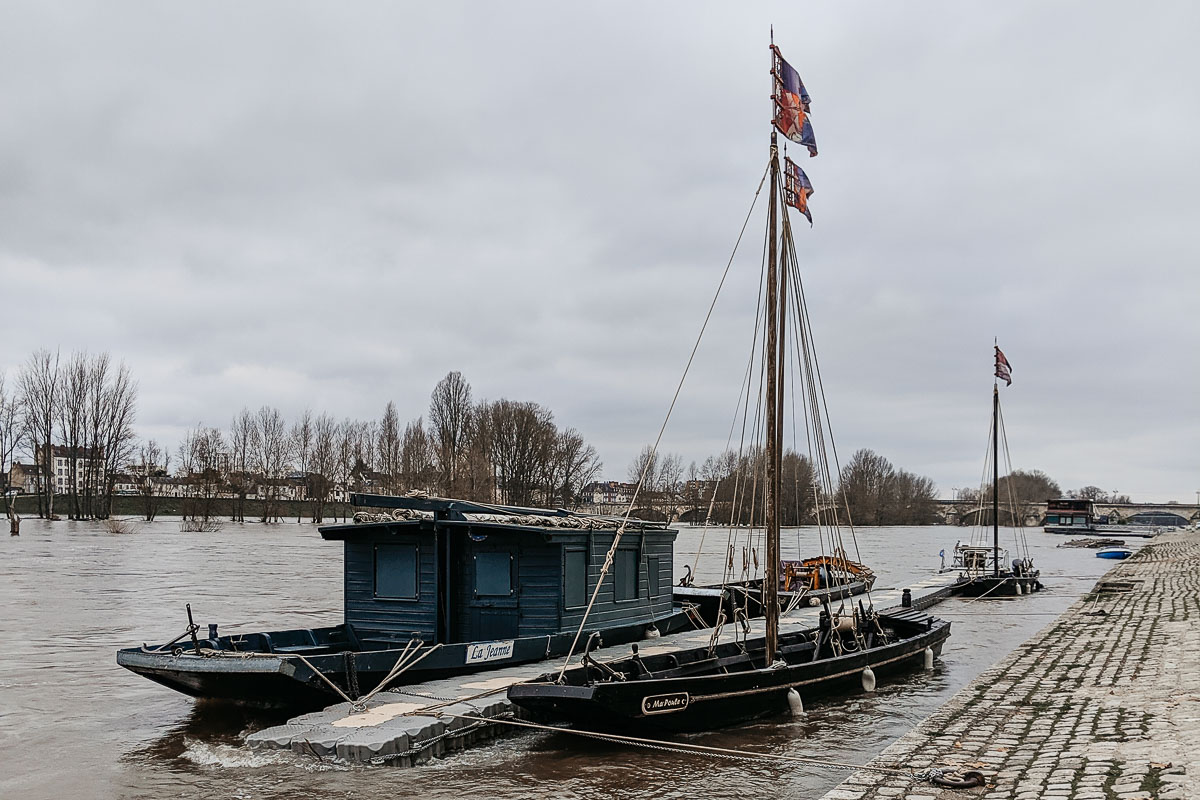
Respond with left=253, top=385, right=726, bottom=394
left=821, top=530, right=1200, bottom=800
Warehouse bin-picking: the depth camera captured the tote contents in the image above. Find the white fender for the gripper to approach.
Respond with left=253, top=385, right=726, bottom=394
left=924, top=647, right=935, bottom=670
left=787, top=688, right=804, bottom=716
left=861, top=665, right=876, bottom=692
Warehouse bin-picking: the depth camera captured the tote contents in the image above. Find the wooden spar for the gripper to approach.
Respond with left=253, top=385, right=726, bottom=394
left=992, top=383, right=1000, bottom=577
left=764, top=131, right=781, bottom=665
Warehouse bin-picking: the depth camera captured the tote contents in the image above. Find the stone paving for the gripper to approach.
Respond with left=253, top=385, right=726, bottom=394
left=820, top=530, right=1200, bottom=800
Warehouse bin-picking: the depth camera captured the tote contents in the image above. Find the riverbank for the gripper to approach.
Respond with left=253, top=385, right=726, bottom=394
left=820, top=529, right=1199, bottom=800
left=9, top=494, right=352, bottom=521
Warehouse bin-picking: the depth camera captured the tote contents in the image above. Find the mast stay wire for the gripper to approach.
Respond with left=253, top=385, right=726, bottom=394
left=779, top=185, right=867, bottom=608
left=556, top=161, right=771, bottom=682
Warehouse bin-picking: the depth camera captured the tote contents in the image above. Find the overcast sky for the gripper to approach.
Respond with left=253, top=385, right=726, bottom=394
left=2, top=2, right=1197, bottom=503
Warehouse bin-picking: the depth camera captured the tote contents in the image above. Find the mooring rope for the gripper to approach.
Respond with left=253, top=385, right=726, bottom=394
left=429, top=710, right=971, bottom=785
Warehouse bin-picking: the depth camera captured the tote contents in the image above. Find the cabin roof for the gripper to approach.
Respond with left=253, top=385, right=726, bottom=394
left=319, top=516, right=677, bottom=542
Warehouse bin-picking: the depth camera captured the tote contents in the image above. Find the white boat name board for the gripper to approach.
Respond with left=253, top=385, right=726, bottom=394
left=465, top=640, right=515, bottom=665
left=641, top=692, right=690, bottom=715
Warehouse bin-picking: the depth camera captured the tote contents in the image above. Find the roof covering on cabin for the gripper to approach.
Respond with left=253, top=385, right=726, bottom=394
left=318, top=491, right=675, bottom=541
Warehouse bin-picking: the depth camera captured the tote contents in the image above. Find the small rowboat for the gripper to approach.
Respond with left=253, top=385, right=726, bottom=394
left=1095, top=546, right=1133, bottom=560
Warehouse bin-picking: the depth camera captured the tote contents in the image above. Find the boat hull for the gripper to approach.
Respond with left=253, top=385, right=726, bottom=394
left=118, top=610, right=697, bottom=710
left=1096, top=548, right=1133, bottom=560
left=950, top=571, right=1042, bottom=598
left=508, top=614, right=949, bottom=733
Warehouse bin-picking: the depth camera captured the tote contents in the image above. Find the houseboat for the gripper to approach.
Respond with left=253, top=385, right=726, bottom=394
left=117, top=493, right=698, bottom=709
left=1043, top=498, right=1146, bottom=537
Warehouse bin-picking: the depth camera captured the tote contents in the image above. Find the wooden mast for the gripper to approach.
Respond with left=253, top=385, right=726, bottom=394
left=992, top=383, right=1000, bottom=577
left=764, top=130, right=782, bottom=665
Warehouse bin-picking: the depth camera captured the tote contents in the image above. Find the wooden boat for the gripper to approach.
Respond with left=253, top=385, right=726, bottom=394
left=674, top=554, right=875, bottom=625
left=948, top=349, right=1043, bottom=598
left=509, top=605, right=947, bottom=733
left=509, top=39, right=950, bottom=732
left=1096, top=546, right=1133, bottom=560
left=117, top=494, right=702, bottom=709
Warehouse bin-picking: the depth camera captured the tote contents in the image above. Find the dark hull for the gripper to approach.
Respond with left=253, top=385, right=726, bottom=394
left=1045, top=525, right=1153, bottom=538
left=508, top=613, right=949, bottom=733
left=118, top=610, right=696, bottom=710
left=950, top=571, right=1042, bottom=598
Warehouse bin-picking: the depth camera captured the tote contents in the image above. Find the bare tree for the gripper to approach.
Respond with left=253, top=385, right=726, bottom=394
left=378, top=401, right=402, bottom=494
left=56, top=352, right=88, bottom=518
left=838, top=448, right=896, bottom=526
left=429, top=371, right=473, bottom=495
left=137, top=439, right=169, bottom=521
left=253, top=405, right=291, bottom=522
left=780, top=450, right=815, bottom=526
left=96, top=359, right=137, bottom=519
left=400, top=417, right=433, bottom=493
left=18, top=349, right=60, bottom=519
left=335, top=418, right=356, bottom=520
left=545, top=427, right=601, bottom=508
left=308, top=413, right=338, bottom=522
left=178, top=425, right=225, bottom=526
left=227, top=408, right=255, bottom=522
left=488, top=400, right=554, bottom=506
left=291, top=409, right=313, bottom=522
left=1, top=373, right=24, bottom=534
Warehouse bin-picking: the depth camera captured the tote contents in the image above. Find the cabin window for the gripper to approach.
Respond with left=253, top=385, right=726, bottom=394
left=475, top=551, right=513, bottom=596
left=647, top=556, right=660, bottom=597
left=375, top=543, right=418, bottom=599
left=564, top=548, right=588, bottom=608
left=615, top=548, right=638, bottom=601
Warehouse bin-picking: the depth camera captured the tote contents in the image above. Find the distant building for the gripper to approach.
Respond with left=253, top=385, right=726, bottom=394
left=583, top=481, right=637, bottom=505
left=7, top=463, right=43, bottom=494
left=36, top=444, right=105, bottom=495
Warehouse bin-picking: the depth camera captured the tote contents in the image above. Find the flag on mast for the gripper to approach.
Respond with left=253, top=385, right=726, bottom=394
left=995, top=346, right=1012, bottom=386
left=771, top=45, right=818, bottom=157
left=783, top=156, right=815, bottom=224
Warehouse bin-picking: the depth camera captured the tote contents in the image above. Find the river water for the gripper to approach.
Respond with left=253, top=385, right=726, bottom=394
left=0, top=519, right=1126, bottom=799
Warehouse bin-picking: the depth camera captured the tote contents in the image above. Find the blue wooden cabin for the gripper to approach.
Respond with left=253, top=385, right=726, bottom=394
left=318, top=494, right=679, bottom=652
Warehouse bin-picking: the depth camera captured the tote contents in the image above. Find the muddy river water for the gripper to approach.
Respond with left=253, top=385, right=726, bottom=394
left=0, top=519, right=1124, bottom=799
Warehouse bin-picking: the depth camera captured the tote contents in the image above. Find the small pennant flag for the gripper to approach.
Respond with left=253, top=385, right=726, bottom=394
left=994, top=346, right=1012, bottom=386
left=783, top=156, right=815, bottom=224
left=771, top=46, right=818, bottom=157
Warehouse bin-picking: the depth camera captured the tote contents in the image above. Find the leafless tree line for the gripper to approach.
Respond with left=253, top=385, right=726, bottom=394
left=639, top=446, right=938, bottom=526
left=164, top=371, right=603, bottom=524
left=1, top=350, right=138, bottom=529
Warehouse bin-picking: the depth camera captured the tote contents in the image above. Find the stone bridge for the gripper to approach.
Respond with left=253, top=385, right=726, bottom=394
left=938, top=500, right=1200, bottom=527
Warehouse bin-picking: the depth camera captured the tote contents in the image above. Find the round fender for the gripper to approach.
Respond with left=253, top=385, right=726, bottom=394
left=930, top=770, right=986, bottom=789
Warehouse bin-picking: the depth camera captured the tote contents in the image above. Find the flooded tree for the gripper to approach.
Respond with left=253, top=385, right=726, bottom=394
left=291, top=410, right=313, bottom=522
left=0, top=374, right=22, bottom=534
left=227, top=408, right=254, bottom=522
left=253, top=406, right=291, bottom=523
left=136, top=440, right=168, bottom=521
left=177, top=425, right=225, bottom=528
left=17, top=349, right=59, bottom=520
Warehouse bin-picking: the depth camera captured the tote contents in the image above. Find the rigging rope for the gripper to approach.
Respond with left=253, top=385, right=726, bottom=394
left=556, top=161, right=772, bottom=682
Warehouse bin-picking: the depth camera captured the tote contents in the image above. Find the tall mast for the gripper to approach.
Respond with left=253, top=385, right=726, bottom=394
left=764, top=131, right=781, bottom=664
left=992, top=383, right=1000, bottom=577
